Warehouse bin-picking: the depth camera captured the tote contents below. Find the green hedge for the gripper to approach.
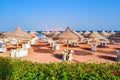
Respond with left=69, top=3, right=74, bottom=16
left=0, top=57, right=120, bottom=80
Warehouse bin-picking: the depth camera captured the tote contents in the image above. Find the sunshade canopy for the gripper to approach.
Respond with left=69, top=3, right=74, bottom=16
left=4, top=26, right=32, bottom=39
left=99, top=29, right=108, bottom=36
left=89, top=30, right=103, bottom=40
left=84, top=30, right=91, bottom=37
left=109, top=30, right=116, bottom=35
left=56, top=27, right=82, bottom=41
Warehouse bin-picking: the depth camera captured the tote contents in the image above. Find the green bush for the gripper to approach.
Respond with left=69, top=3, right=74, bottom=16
left=0, top=57, right=120, bottom=80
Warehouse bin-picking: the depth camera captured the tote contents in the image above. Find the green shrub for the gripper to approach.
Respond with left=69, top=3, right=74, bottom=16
left=0, top=57, right=120, bottom=80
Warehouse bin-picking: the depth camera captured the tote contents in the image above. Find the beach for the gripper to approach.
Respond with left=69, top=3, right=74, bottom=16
left=0, top=38, right=119, bottom=64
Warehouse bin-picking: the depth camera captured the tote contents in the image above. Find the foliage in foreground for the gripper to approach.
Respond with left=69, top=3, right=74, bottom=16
left=0, top=57, right=120, bottom=80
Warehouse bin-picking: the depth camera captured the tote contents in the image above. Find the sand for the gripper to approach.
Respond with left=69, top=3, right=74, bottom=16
left=0, top=38, right=120, bottom=64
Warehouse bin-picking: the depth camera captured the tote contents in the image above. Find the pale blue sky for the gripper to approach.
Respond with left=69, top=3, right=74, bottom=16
left=0, top=0, right=120, bottom=31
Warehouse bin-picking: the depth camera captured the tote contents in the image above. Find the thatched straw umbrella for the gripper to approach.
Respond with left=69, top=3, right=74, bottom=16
left=4, top=26, right=32, bottom=48
left=89, top=30, right=103, bottom=40
left=57, top=27, right=82, bottom=60
left=4, top=27, right=32, bottom=39
left=99, top=29, right=108, bottom=37
left=72, top=30, right=83, bottom=39
left=89, top=31, right=104, bottom=51
left=29, top=31, right=38, bottom=38
left=108, top=32, right=120, bottom=43
left=44, top=30, right=58, bottom=38
left=84, top=30, right=91, bottom=37
left=109, top=30, right=116, bottom=36
left=78, top=30, right=83, bottom=35
left=42, top=31, right=51, bottom=35
left=57, top=27, right=82, bottom=41
left=50, top=31, right=61, bottom=39
left=44, top=30, right=61, bottom=38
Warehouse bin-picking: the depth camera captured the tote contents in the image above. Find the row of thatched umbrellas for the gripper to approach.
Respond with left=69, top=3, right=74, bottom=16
left=0, top=26, right=116, bottom=44
left=0, top=26, right=116, bottom=42
left=79, top=29, right=115, bottom=37
left=43, top=28, right=116, bottom=40
left=0, top=26, right=116, bottom=46
left=43, top=27, right=116, bottom=41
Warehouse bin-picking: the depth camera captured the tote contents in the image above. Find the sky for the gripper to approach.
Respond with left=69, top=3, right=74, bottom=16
left=0, top=0, right=120, bottom=31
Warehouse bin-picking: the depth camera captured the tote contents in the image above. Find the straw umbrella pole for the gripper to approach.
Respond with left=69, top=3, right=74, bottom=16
left=65, top=41, right=70, bottom=60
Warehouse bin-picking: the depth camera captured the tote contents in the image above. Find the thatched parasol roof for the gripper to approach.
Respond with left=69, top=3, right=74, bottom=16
left=50, top=31, right=61, bottom=38
left=72, top=30, right=84, bottom=39
left=56, top=27, right=82, bottom=41
left=42, top=31, right=51, bottom=35
left=89, top=30, right=103, bottom=40
left=108, top=32, right=120, bottom=43
left=78, top=30, right=83, bottom=35
left=42, top=30, right=61, bottom=38
left=29, top=31, right=38, bottom=34
left=84, top=30, right=91, bottom=37
left=99, top=29, right=108, bottom=36
left=4, top=26, right=32, bottom=39
left=109, top=30, right=116, bottom=36
left=29, top=31, right=38, bottom=38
